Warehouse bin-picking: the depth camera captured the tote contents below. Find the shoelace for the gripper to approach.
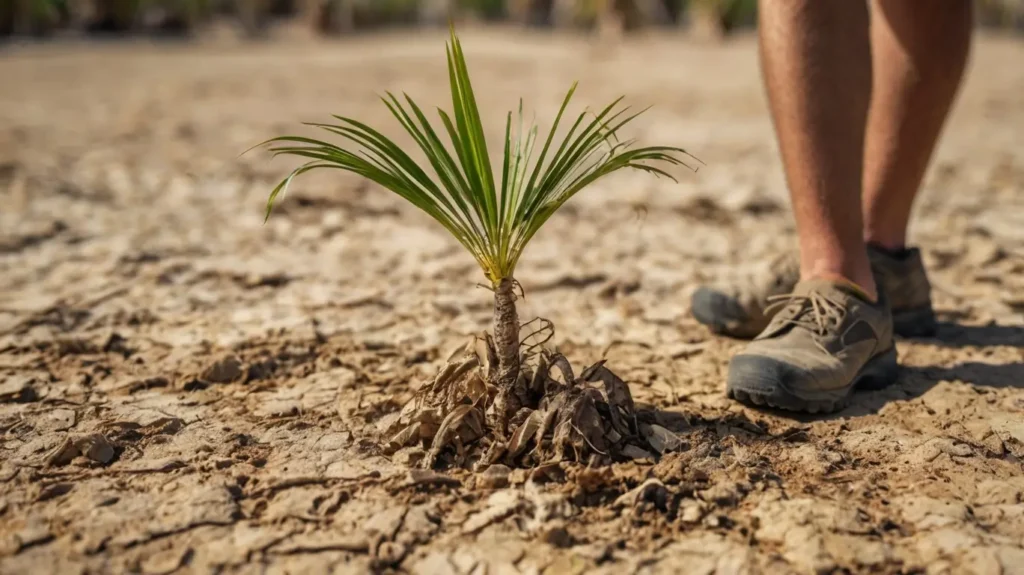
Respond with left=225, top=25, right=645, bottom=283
left=764, top=290, right=848, bottom=339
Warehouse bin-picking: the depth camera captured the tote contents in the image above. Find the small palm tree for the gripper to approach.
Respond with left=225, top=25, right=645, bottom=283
left=255, top=27, right=697, bottom=464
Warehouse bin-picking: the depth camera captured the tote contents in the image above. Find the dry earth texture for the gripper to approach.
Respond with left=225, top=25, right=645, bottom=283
left=1, top=29, right=1023, bottom=575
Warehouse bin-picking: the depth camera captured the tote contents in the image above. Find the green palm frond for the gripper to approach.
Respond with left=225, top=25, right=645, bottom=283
left=256, top=27, right=699, bottom=286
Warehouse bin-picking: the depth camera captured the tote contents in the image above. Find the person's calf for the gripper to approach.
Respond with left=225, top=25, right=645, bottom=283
left=758, top=0, right=876, bottom=306
left=799, top=243, right=878, bottom=303
left=860, top=0, right=973, bottom=251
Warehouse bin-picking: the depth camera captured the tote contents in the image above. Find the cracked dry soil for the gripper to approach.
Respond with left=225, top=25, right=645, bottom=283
left=1, top=29, right=1023, bottom=575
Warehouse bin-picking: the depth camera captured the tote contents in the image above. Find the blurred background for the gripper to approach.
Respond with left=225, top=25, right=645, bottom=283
left=2, top=0, right=1023, bottom=40
left=2, top=0, right=1022, bottom=333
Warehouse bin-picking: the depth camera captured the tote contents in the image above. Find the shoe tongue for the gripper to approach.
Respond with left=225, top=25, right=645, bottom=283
left=793, top=278, right=869, bottom=302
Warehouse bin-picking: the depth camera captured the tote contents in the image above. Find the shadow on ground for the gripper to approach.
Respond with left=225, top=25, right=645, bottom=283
left=797, top=360, right=1024, bottom=421
left=910, top=320, right=1024, bottom=348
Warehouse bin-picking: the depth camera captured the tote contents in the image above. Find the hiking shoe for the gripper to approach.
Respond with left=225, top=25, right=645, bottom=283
left=726, top=279, right=899, bottom=414
left=691, top=245, right=937, bottom=339
left=690, top=253, right=800, bottom=339
left=866, top=245, right=937, bottom=337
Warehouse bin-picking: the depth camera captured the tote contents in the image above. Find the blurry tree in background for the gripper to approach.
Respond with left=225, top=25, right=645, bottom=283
left=304, top=0, right=347, bottom=35
left=1, top=0, right=58, bottom=35
left=235, top=0, right=270, bottom=36
left=1, top=0, right=1022, bottom=39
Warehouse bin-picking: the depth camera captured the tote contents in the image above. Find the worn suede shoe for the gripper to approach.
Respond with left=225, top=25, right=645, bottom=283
left=726, top=279, right=899, bottom=414
left=691, top=245, right=937, bottom=339
left=690, top=253, right=800, bottom=339
left=867, top=245, right=937, bottom=337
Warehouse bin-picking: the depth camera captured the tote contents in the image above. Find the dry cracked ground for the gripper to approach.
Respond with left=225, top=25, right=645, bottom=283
left=1, top=29, right=1023, bottom=575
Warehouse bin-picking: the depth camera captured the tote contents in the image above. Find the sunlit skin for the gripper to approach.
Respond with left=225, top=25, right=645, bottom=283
left=758, top=0, right=972, bottom=300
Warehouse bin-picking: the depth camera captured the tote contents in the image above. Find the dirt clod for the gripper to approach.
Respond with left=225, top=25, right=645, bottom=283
left=539, top=524, right=573, bottom=548
left=36, top=483, right=74, bottom=502
left=46, top=433, right=116, bottom=466
left=477, top=464, right=512, bottom=489
left=79, top=434, right=116, bottom=464
left=613, top=478, right=668, bottom=512
left=200, top=355, right=245, bottom=384
left=0, top=376, right=38, bottom=403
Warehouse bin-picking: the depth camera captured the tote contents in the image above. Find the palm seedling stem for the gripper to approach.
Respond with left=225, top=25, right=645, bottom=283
left=491, top=277, right=522, bottom=425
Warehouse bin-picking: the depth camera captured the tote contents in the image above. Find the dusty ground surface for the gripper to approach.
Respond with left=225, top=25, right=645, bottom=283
left=1, top=28, right=1023, bottom=575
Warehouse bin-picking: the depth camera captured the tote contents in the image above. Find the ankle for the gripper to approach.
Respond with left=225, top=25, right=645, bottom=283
left=866, top=241, right=912, bottom=260
left=863, top=232, right=908, bottom=255
left=800, top=260, right=878, bottom=303
left=815, top=273, right=879, bottom=303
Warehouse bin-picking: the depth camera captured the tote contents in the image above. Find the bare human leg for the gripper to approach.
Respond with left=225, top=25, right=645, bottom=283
left=724, top=0, right=896, bottom=414
left=757, top=0, right=876, bottom=299
left=862, top=0, right=973, bottom=251
left=692, top=0, right=970, bottom=344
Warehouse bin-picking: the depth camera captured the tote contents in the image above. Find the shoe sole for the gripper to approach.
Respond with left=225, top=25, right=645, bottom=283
left=726, top=347, right=899, bottom=414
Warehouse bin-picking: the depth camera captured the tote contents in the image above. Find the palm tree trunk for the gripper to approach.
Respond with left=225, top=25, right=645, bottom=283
left=492, top=278, right=522, bottom=429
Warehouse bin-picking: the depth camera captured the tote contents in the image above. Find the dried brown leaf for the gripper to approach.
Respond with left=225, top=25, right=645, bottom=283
left=405, top=469, right=461, bottom=489
left=386, top=422, right=429, bottom=455
left=547, top=353, right=575, bottom=386
left=45, top=438, right=79, bottom=467
left=463, top=372, right=488, bottom=407
left=507, top=409, right=542, bottom=460
left=583, top=363, right=635, bottom=436
left=529, top=353, right=549, bottom=396
left=612, top=478, right=667, bottom=511
left=644, top=424, right=685, bottom=454
left=622, top=445, right=655, bottom=461
left=456, top=406, right=485, bottom=444
left=425, top=404, right=476, bottom=468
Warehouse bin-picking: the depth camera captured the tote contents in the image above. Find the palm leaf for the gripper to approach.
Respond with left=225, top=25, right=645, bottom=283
left=254, top=26, right=700, bottom=286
